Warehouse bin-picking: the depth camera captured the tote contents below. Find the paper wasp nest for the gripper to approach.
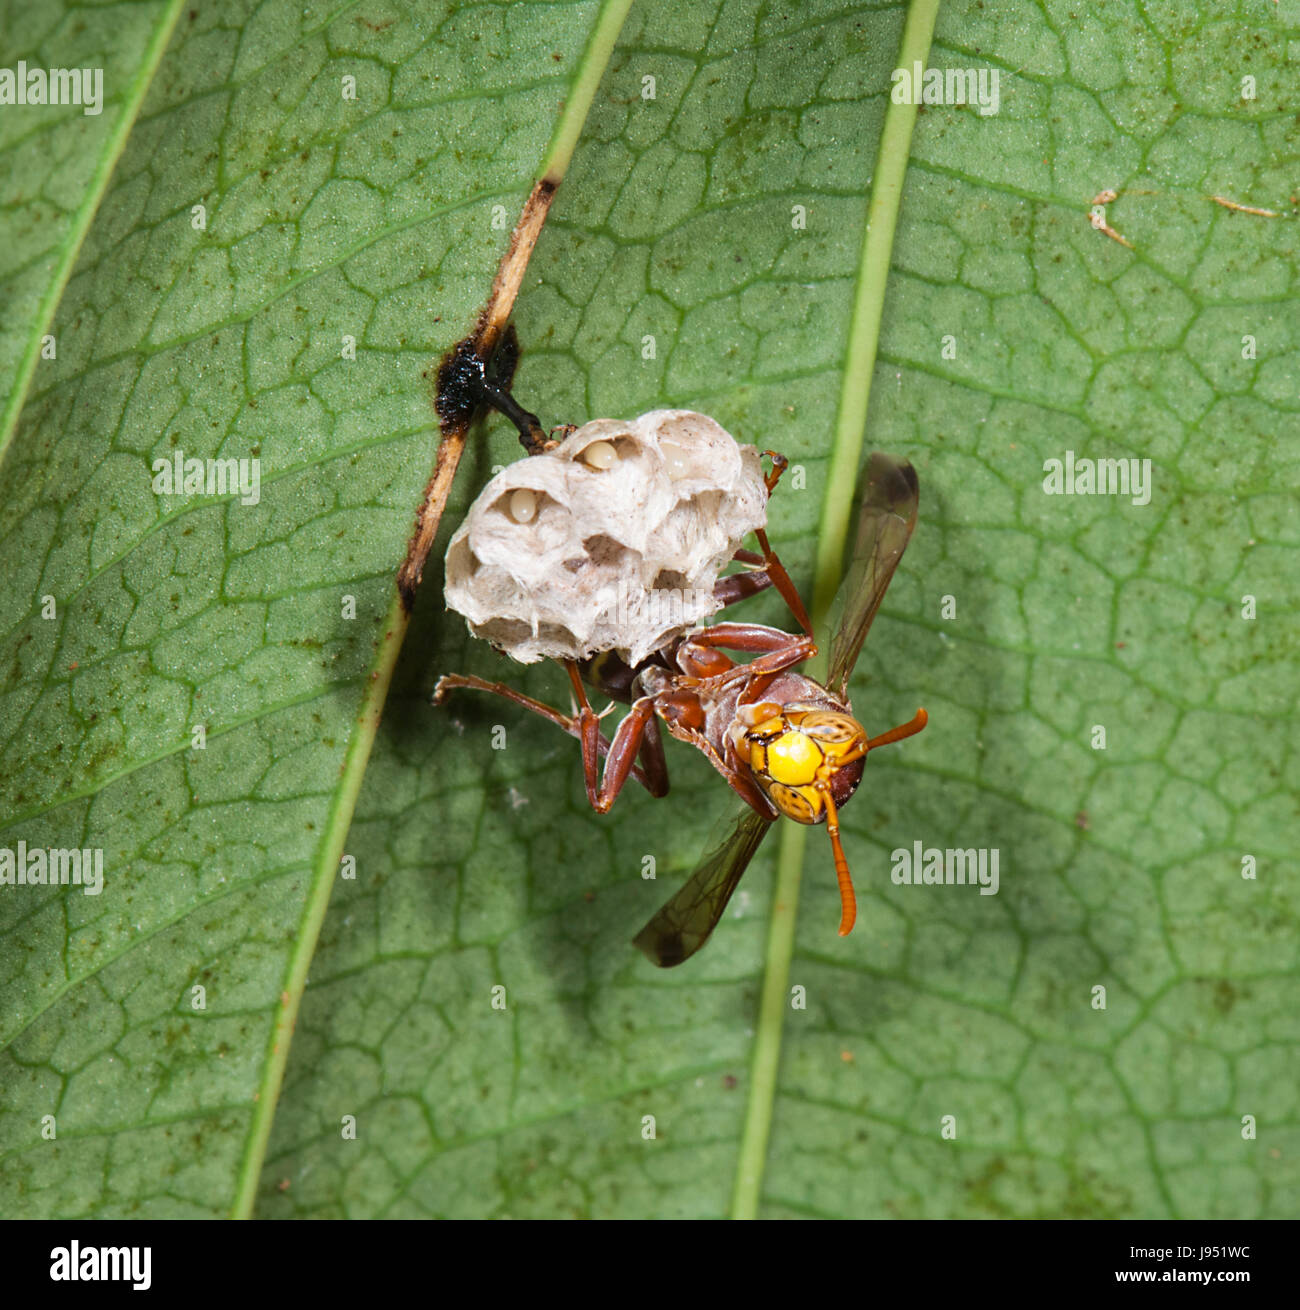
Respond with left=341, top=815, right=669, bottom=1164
left=445, top=410, right=768, bottom=665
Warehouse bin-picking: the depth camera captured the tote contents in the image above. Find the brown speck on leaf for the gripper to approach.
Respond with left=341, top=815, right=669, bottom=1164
left=1075, top=810, right=1090, bottom=830
left=840, top=1050, right=854, bottom=1063
left=723, top=1074, right=737, bottom=1090
left=1210, top=194, right=1281, bottom=218
left=1089, top=208, right=1133, bottom=249
left=277, top=1178, right=291, bottom=1192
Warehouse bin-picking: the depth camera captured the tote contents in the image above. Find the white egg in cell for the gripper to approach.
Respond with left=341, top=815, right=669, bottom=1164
left=658, top=437, right=691, bottom=478
left=508, top=488, right=537, bottom=524
left=581, top=440, right=618, bottom=470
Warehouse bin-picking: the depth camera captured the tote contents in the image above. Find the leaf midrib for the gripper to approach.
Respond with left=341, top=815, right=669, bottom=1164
left=729, top=0, right=942, bottom=1220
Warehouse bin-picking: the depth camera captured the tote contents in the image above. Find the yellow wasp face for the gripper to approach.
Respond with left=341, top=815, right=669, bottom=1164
left=733, top=707, right=868, bottom=823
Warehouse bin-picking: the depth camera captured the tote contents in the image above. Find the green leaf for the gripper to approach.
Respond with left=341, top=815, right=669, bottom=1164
left=3, top=0, right=1297, bottom=1221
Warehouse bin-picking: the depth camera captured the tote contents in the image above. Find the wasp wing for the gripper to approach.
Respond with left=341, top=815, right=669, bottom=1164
left=827, top=453, right=919, bottom=701
left=632, top=805, right=774, bottom=967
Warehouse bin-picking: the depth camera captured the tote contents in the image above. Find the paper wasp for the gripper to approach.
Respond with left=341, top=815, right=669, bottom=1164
left=433, top=359, right=926, bottom=965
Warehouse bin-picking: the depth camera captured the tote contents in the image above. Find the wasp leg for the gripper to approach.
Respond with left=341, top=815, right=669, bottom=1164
left=754, top=451, right=815, bottom=636
left=761, top=449, right=790, bottom=494
left=655, top=713, right=776, bottom=819
left=713, top=566, right=772, bottom=610
left=714, top=633, right=817, bottom=684
left=679, top=625, right=818, bottom=696
left=637, top=714, right=670, bottom=798
left=719, top=736, right=781, bottom=817
left=674, top=624, right=816, bottom=698
left=737, top=669, right=780, bottom=707
left=565, top=662, right=657, bottom=815
left=680, top=621, right=797, bottom=655
left=710, top=451, right=816, bottom=634
left=589, top=699, right=659, bottom=813
left=565, top=662, right=659, bottom=813
left=433, top=672, right=657, bottom=794
left=752, top=527, right=813, bottom=637
left=680, top=622, right=816, bottom=658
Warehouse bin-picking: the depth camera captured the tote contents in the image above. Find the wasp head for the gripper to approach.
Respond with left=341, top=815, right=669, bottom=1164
left=730, top=699, right=927, bottom=938
left=734, top=706, right=867, bottom=825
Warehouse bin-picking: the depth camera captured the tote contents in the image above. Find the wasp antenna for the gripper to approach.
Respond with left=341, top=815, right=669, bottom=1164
left=865, top=707, right=928, bottom=752
left=822, top=787, right=857, bottom=936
